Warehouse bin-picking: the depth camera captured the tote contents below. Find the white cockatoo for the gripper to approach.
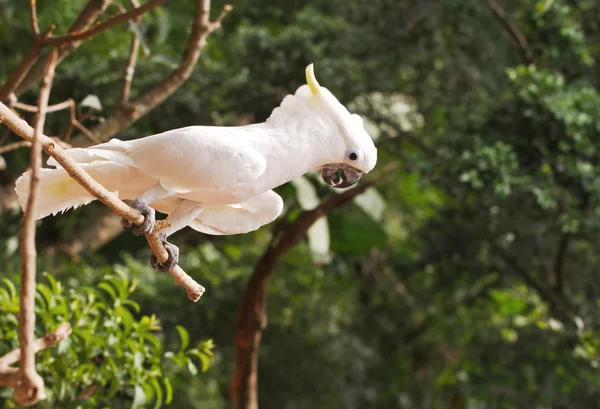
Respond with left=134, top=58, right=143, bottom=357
left=15, top=64, right=377, bottom=271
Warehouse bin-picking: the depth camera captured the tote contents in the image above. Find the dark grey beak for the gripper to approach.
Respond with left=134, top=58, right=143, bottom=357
left=320, top=163, right=363, bottom=189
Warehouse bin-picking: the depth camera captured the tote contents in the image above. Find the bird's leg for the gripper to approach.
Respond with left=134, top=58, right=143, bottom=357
left=150, top=199, right=204, bottom=272
left=121, top=184, right=169, bottom=236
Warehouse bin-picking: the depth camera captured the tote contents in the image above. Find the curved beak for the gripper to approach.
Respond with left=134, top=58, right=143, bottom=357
left=320, top=163, right=363, bottom=189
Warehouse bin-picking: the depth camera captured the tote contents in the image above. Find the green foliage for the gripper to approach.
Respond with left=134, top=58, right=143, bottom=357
left=0, top=272, right=213, bottom=409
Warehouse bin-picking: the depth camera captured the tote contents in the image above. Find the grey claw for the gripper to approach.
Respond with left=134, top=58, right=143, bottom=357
left=122, top=200, right=156, bottom=236
left=150, top=240, right=179, bottom=272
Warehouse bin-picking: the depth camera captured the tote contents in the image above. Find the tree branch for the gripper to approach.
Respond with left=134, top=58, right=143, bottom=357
left=0, top=101, right=204, bottom=302
left=14, top=0, right=112, bottom=97
left=76, top=1, right=233, bottom=145
left=480, top=0, right=534, bottom=65
left=0, top=27, right=54, bottom=102
left=120, top=0, right=142, bottom=106
left=29, top=0, right=40, bottom=37
left=490, top=243, right=574, bottom=323
left=231, top=166, right=394, bottom=409
left=12, top=48, right=58, bottom=407
left=0, top=322, right=72, bottom=370
left=41, top=0, right=167, bottom=47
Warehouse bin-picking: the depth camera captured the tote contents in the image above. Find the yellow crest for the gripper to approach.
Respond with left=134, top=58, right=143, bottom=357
left=305, top=63, right=320, bottom=95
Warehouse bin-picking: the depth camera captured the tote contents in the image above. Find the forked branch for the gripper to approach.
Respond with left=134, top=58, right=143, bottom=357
left=0, top=101, right=205, bottom=302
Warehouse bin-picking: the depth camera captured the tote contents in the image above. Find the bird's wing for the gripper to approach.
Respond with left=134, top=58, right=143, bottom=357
left=150, top=190, right=284, bottom=235
left=123, top=127, right=267, bottom=193
left=192, top=190, right=284, bottom=235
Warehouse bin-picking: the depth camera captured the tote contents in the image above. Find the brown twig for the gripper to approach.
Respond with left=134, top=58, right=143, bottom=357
left=120, top=0, right=142, bottom=105
left=231, top=165, right=395, bottom=409
left=29, top=0, right=40, bottom=37
left=481, top=0, right=534, bottom=65
left=0, top=27, right=54, bottom=102
left=41, top=0, right=167, bottom=47
left=15, top=0, right=112, bottom=97
left=0, top=323, right=71, bottom=389
left=0, top=141, right=31, bottom=155
left=12, top=99, right=101, bottom=144
left=0, top=322, right=72, bottom=369
left=0, top=101, right=204, bottom=302
left=13, top=48, right=57, bottom=407
left=75, top=1, right=233, bottom=145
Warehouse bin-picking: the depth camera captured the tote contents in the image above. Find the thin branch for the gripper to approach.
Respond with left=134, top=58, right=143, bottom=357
left=0, top=322, right=72, bottom=369
left=120, top=0, right=142, bottom=105
left=29, top=0, right=40, bottom=36
left=41, top=0, right=167, bottom=47
left=0, top=26, right=55, bottom=102
left=13, top=99, right=73, bottom=113
left=480, top=0, right=534, bottom=64
left=0, top=101, right=204, bottom=302
left=231, top=165, right=395, bottom=409
left=0, top=141, right=31, bottom=154
left=15, top=0, right=112, bottom=97
left=12, top=99, right=101, bottom=144
left=75, top=1, right=233, bottom=145
left=14, top=48, right=57, bottom=407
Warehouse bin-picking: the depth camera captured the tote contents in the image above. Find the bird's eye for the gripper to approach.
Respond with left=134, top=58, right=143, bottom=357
left=346, top=148, right=360, bottom=162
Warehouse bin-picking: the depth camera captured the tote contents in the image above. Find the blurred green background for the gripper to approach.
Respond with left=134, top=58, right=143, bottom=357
left=2, top=0, right=600, bottom=408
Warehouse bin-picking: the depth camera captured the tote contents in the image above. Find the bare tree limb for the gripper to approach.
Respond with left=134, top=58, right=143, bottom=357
left=29, top=0, right=40, bottom=37
left=480, top=0, right=534, bottom=65
left=76, top=1, right=233, bottom=145
left=41, top=0, right=167, bottom=47
left=13, top=48, right=58, bottom=407
left=0, top=141, right=31, bottom=155
left=0, top=27, right=55, bottom=102
left=14, top=0, right=112, bottom=97
left=0, top=101, right=204, bottom=302
left=121, top=0, right=142, bottom=105
left=11, top=98, right=100, bottom=144
left=231, top=166, right=395, bottom=409
left=0, top=322, right=72, bottom=369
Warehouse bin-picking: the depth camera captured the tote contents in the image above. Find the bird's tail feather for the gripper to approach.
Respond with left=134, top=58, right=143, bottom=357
left=15, top=167, right=96, bottom=220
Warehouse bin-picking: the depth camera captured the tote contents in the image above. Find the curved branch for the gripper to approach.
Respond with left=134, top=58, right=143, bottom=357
left=231, top=166, right=395, bottom=409
left=40, top=0, right=167, bottom=47
left=0, top=101, right=204, bottom=302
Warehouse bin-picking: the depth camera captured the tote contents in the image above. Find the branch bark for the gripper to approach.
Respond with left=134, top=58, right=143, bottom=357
left=74, top=1, right=232, bottom=145
left=480, top=0, right=534, bottom=65
left=40, top=0, right=167, bottom=47
left=230, top=166, right=394, bottom=409
left=0, top=322, right=72, bottom=389
left=14, top=0, right=112, bottom=98
left=0, top=101, right=204, bottom=302
left=121, top=0, right=142, bottom=105
left=13, top=48, right=58, bottom=407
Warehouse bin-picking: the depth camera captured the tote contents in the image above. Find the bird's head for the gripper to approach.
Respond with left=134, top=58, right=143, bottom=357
left=268, top=64, right=377, bottom=188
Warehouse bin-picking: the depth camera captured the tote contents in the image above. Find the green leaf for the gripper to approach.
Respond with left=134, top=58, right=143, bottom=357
left=187, top=360, right=198, bottom=376
left=131, top=384, right=146, bottom=409
left=176, top=325, right=189, bottom=352
left=1, top=278, right=17, bottom=300
left=150, top=378, right=163, bottom=409
left=163, top=378, right=173, bottom=404
left=98, top=282, right=117, bottom=303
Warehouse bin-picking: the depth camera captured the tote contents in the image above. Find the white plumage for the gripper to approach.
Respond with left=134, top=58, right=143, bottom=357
left=14, top=64, right=377, bottom=269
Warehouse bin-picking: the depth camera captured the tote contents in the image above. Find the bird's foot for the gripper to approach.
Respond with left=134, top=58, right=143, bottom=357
left=121, top=199, right=156, bottom=236
left=150, top=235, right=179, bottom=272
